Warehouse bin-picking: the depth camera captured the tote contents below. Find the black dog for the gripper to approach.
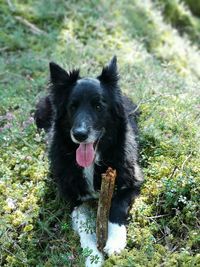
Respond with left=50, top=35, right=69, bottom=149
left=35, top=57, right=143, bottom=266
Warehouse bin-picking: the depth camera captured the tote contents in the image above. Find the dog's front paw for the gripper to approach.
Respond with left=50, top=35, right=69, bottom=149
left=104, top=239, right=126, bottom=256
left=104, top=222, right=126, bottom=256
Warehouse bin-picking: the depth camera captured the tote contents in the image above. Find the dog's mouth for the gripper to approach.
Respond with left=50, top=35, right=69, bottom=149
left=75, top=130, right=104, bottom=168
left=76, top=143, right=95, bottom=168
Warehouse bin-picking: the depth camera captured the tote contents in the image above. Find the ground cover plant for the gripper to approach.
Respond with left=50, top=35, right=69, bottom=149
left=0, top=0, right=199, bottom=266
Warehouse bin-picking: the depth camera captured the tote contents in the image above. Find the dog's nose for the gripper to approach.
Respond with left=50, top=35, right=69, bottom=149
left=73, top=128, right=88, bottom=142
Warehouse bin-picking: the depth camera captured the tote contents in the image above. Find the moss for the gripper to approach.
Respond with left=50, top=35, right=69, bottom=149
left=1, top=0, right=200, bottom=265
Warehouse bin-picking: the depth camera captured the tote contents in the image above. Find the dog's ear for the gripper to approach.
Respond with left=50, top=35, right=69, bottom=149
left=49, top=62, right=80, bottom=85
left=97, top=56, right=119, bottom=87
left=49, top=62, right=80, bottom=117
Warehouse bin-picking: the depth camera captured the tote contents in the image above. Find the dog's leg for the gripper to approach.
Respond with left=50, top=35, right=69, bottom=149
left=71, top=204, right=104, bottom=267
left=104, top=188, right=139, bottom=256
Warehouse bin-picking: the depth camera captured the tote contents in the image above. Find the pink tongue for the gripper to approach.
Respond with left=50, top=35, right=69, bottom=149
left=76, top=143, right=95, bottom=167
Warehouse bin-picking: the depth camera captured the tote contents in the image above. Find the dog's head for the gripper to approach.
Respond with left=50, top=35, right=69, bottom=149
left=49, top=56, right=123, bottom=167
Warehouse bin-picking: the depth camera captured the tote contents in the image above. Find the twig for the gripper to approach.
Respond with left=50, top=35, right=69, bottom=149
left=169, top=166, right=178, bottom=179
left=128, top=100, right=143, bottom=116
left=170, top=245, right=178, bottom=253
left=1, top=246, right=25, bottom=264
left=96, top=167, right=116, bottom=252
left=181, top=153, right=192, bottom=172
left=15, top=16, right=47, bottom=35
left=0, top=47, right=8, bottom=52
left=145, top=214, right=170, bottom=219
left=7, top=0, right=15, bottom=11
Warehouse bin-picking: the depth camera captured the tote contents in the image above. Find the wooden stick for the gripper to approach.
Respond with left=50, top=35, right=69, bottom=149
left=96, top=167, right=116, bottom=252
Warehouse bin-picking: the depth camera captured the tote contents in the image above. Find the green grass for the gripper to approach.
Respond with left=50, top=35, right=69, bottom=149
left=0, top=0, right=200, bottom=266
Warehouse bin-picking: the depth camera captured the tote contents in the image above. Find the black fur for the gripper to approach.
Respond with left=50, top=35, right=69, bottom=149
left=35, top=57, right=143, bottom=225
left=34, top=96, right=52, bottom=131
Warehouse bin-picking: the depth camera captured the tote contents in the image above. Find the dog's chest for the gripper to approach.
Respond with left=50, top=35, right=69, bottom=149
left=83, top=165, right=94, bottom=192
left=81, top=164, right=99, bottom=201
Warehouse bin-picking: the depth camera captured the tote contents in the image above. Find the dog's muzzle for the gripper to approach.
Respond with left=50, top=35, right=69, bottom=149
left=72, top=128, right=105, bottom=168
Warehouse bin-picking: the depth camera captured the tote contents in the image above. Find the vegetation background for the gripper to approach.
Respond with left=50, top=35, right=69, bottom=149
left=0, top=0, right=200, bottom=266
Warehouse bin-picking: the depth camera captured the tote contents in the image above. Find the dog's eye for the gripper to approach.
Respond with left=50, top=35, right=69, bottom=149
left=95, top=104, right=102, bottom=111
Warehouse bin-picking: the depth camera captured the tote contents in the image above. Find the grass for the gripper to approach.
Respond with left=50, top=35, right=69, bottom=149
left=0, top=0, right=200, bottom=266
left=155, top=0, right=200, bottom=47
